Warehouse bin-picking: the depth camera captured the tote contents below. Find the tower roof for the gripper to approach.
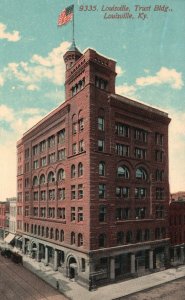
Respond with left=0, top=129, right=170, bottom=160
left=68, top=39, right=81, bottom=54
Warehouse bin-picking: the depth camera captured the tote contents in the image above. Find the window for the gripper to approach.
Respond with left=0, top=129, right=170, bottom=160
left=57, top=208, right=65, bottom=219
left=25, top=192, right=29, bottom=202
left=71, top=78, right=85, bottom=96
left=79, top=118, right=84, bottom=131
left=78, top=233, right=83, bottom=247
left=115, top=123, right=129, bottom=137
left=98, top=233, right=106, bottom=248
left=48, top=135, right=55, bottom=148
left=48, top=189, right=55, bottom=200
left=58, top=149, right=66, bottom=161
left=156, top=169, right=164, bottom=181
left=155, top=228, right=161, bottom=239
left=116, top=187, right=129, bottom=198
left=116, top=144, right=129, bottom=157
left=135, top=207, right=146, bottom=219
left=136, top=230, right=142, bottom=242
left=144, top=229, right=150, bottom=241
left=98, top=140, right=104, bottom=152
left=134, top=129, right=147, bottom=142
left=78, top=207, right=83, bottom=222
left=78, top=162, right=83, bottom=177
left=136, top=168, right=147, bottom=180
left=79, top=140, right=84, bottom=153
left=98, top=117, right=104, bottom=131
left=72, top=143, right=77, bottom=155
left=40, top=140, right=46, bottom=152
left=71, top=208, right=75, bottom=222
left=71, top=232, right=75, bottom=244
left=155, top=150, right=164, bottom=162
left=73, top=122, right=78, bottom=135
left=135, top=188, right=147, bottom=199
left=33, top=192, right=38, bottom=201
left=156, top=205, right=164, bottom=218
left=60, top=230, right=64, bottom=242
left=99, top=184, right=106, bottom=199
left=25, top=148, right=30, bottom=159
left=48, top=171, right=55, bottom=183
left=78, top=184, right=83, bottom=199
left=32, top=176, right=38, bottom=186
left=33, top=145, right=39, bottom=156
left=117, top=166, right=129, bottom=179
left=40, top=174, right=45, bottom=185
left=126, top=231, right=132, bottom=243
left=58, top=169, right=65, bottom=181
left=71, top=164, right=76, bottom=178
left=33, top=207, right=38, bottom=217
left=156, top=188, right=165, bottom=200
left=48, top=208, right=55, bottom=218
left=25, top=206, right=29, bottom=216
left=155, top=132, right=164, bottom=145
left=25, top=162, right=29, bottom=173
left=58, top=188, right=65, bottom=200
left=40, top=191, right=46, bottom=201
left=55, top=229, right=59, bottom=240
left=71, top=185, right=76, bottom=199
left=99, top=205, right=106, bottom=222
left=135, top=148, right=146, bottom=159
left=117, top=231, right=124, bottom=245
left=99, top=161, right=105, bottom=176
left=116, top=208, right=130, bottom=220
left=58, top=129, right=65, bottom=144
left=48, top=153, right=55, bottom=164
left=41, top=157, right=47, bottom=167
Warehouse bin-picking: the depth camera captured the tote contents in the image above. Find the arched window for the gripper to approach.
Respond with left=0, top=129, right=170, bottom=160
left=78, top=162, right=83, bottom=177
left=71, top=165, right=76, bottom=178
left=99, top=161, right=105, bottom=176
left=48, top=171, right=55, bottom=183
left=60, top=230, right=64, bottom=242
left=71, top=232, right=75, bottom=245
left=78, top=233, right=83, bottom=247
left=117, top=166, right=129, bottom=179
left=40, top=174, right=45, bottom=185
left=58, top=169, right=65, bottom=181
left=55, top=229, right=59, bottom=240
left=126, top=231, right=132, bottom=243
left=136, top=168, right=147, bottom=180
left=117, top=231, right=124, bottom=245
left=99, top=233, right=106, bottom=248
left=33, top=176, right=38, bottom=186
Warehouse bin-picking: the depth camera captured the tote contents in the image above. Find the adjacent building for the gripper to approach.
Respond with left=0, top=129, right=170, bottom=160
left=0, top=201, right=9, bottom=239
left=17, top=43, right=171, bottom=288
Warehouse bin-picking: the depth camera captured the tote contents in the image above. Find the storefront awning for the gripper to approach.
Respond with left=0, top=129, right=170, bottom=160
left=4, top=233, right=15, bottom=244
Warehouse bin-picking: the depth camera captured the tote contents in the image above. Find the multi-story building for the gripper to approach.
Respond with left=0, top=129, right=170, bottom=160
left=17, top=43, right=171, bottom=288
left=0, top=200, right=10, bottom=239
left=169, top=193, right=185, bottom=264
left=8, top=197, right=17, bottom=234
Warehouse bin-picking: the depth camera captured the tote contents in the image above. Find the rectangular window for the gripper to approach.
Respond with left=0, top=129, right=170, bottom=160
left=71, top=185, right=76, bottom=200
left=33, top=207, right=38, bottom=217
left=78, top=184, right=83, bottom=199
left=57, top=208, right=65, bottom=219
left=33, top=192, right=38, bottom=201
left=135, top=188, right=147, bottom=199
left=58, top=149, right=66, bottom=161
left=40, top=140, right=46, bottom=152
left=33, top=145, right=39, bottom=156
left=156, top=205, right=164, bottom=218
left=79, top=140, right=84, bottom=153
left=134, top=129, right=147, bottom=142
left=40, top=207, right=46, bottom=218
left=115, top=123, right=129, bottom=137
left=73, top=122, right=78, bottom=135
left=95, top=76, right=108, bottom=90
left=48, top=189, right=55, bottom=200
left=155, top=150, right=164, bottom=162
left=58, top=129, right=65, bottom=144
left=41, top=156, right=47, bottom=167
left=116, top=144, right=129, bottom=157
left=58, top=188, right=65, bottom=200
left=24, top=206, right=29, bottom=216
left=116, top=187, right=129, bottom=198
left=25, top=192, right=29, bottom=202
left=71, top=207, right=75, bottom=221
left=156, top=188, right=165, bottom=200
left=48, top=135, right=55, bottom=148
left=116, top=208, right=130, bottom=220
left=72, top=143, right=77, bottom=155
left=99, top=184, right=106, bottom=199
left=155, top=132, right=164, bottom=145
left=25, top=148, right=30, bottom=159
left=25, top=178, right=29, bottom=188
left=98, top=117, right=104, bottom=131
left=99, top=206, right=106, bottom=222
left=98, top=140, right=104, bottom=152
left=25, top=162, right=29, bottom=173
left=33, top=160, right=39, bottom=170
left=40, top=191, right=46, bottom=201
left=135, top=207, right=146, bottom=219
left=78, top=207, right=83, bottom=222
left=79, top=118, right=84, bottom=131
left=48, top=153, right=55, bottom=164
left=135, top=147, right=146, bottom=159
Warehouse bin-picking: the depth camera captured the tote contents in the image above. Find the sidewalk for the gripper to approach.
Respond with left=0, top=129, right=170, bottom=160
left=22, top=255, right=185, bottom=300
left=1, top=240, right=185, bottom=300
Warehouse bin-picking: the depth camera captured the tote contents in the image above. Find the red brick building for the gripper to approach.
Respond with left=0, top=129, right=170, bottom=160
left=0, top=201, right=9, bottom=239
left=169, top=192, right=185, bottom=264
left=17, top=43, right=171, bottom=288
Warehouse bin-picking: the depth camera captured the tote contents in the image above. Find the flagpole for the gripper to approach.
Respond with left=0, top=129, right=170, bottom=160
left=72, top=5, right=75, bottom=42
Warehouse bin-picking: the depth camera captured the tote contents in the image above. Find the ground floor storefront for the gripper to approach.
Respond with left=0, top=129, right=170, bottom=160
left=170, top=244, right=185, bottom=265
left=18, top=235, right=170, bottom=289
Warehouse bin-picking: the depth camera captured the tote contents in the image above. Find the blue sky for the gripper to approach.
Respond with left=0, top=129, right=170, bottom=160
left=0, top=0, right=184, bottom=199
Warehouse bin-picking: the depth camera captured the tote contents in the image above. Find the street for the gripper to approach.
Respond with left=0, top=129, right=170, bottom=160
left=0, top=254, right=68, bottom=300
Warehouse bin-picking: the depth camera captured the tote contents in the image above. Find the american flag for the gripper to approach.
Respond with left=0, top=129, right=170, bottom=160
left=58, top=5, right=74, bottom=26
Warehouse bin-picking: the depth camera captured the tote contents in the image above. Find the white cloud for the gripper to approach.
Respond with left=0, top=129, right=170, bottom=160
left=27, top=84, right=40, bottom=91
left=169, top=109, right=185, bottom=193
left=0, top=104, right=14, bottom=122
left=116, top=84, right=136, bottom=97
left=0, top=23, right=21, bottom=42
left=0, top=74, right=4, bottom=86
left=136, top=67, right=184, bottom=90
left=116, top=65, right=124, bottom=77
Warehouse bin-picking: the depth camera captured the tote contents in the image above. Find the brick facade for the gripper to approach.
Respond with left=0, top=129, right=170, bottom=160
left=17, top=44, right=171, bottom=288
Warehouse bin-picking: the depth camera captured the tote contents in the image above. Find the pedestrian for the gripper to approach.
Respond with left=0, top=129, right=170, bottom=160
left=56, top=280, right=59, bottom=290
